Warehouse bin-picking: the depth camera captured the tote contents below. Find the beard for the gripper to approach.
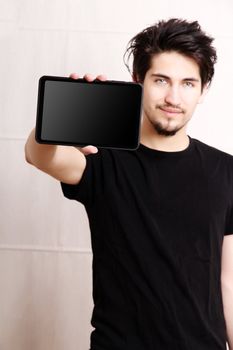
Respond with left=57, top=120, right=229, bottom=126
left=145, top=104, right=188, bottom=137
left=152, top=120, right=186, bottom=136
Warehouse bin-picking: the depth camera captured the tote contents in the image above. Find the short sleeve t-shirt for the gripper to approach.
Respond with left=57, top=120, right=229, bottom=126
left=61, top=136, right=233, bottom=350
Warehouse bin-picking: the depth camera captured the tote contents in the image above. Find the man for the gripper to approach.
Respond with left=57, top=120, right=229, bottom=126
left=25, top=18, right=233, bottom=350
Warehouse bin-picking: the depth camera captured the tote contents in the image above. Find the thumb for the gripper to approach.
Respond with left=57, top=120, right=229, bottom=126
left=77, top=145, right=98, bottom=155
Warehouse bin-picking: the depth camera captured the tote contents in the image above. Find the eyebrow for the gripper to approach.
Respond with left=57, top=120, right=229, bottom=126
left=151, top=73, right=200, bottom=83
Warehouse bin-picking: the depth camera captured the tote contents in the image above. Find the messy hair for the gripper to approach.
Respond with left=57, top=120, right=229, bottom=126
left=124, top=18, right=217, bottom=89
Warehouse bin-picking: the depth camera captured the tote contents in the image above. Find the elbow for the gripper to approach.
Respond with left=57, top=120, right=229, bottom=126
left=25, top=155, right=32, bottom=165
left=25, top=153, right=32, bottom=165
left=24, top=142, right=33, bottom=165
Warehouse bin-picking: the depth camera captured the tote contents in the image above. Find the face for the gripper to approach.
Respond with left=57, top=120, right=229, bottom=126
left=141, top=51, right=207, bottom=136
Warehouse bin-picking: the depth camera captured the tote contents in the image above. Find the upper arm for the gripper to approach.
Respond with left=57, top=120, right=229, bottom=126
left=221, top=235, right=233, bottom=286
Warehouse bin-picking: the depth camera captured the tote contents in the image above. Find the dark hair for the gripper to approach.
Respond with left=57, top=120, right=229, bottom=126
left=124, top=18, right=217, bottom=89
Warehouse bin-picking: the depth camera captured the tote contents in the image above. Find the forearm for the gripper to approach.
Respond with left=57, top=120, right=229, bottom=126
left=24, top=128, right=57, bottom=169
left=24, top=127, right=87, bottom=184
left=221, top=280, right=233, bottom=350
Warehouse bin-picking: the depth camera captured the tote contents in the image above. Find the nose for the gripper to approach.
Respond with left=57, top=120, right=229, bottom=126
left=164, top=86, right=181, bottom=106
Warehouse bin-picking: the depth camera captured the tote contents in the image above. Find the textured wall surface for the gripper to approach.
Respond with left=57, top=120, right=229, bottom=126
left=0, top=1, right=233, bottom=349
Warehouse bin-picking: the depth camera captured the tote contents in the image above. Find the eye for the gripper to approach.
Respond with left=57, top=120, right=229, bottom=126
left=155, top=78, right=167, bottom=85
left=183, top=81, right=194, bottom=88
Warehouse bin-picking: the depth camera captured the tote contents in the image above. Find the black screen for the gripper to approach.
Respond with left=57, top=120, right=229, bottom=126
left=36, top=77, right=143, bottom=150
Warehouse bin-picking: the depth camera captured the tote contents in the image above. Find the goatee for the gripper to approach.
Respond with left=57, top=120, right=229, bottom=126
left=152, top=121, right=183, bottom=136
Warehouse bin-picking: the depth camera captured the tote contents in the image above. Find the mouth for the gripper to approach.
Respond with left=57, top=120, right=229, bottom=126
left=159, top=107, right=183, bottom=116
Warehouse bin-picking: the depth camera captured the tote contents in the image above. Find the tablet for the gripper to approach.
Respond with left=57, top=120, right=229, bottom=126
left=35, top=75, right=143, bottom=150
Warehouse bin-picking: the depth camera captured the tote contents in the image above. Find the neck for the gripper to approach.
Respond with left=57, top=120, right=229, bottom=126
left=140, top=118, right=190, bottom=152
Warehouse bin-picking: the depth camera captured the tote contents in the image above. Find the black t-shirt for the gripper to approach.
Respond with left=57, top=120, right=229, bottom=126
left=61, top=136, right=233, bottom=350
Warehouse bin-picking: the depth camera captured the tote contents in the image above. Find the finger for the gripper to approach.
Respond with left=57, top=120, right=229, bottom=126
left=69, top=73, right=80, bottom=79
left=83, top=73, right=95, bottom=82
left=96, top=74, right=107, bottom=81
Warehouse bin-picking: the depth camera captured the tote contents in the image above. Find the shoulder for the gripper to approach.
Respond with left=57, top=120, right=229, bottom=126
left=191, top=138, right=233, bottom=184
left=192, top=137, right=233, bottom=162
left=84, top=147, right=133, bottom=175
left=86, top=147, right=137, bottom=163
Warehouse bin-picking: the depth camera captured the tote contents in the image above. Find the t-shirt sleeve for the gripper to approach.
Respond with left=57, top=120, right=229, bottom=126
left=60, top=151, right=102, bottom=206
left=224, top=204, right=233, bottom=235
left=224, top=156, right=233, bottom=235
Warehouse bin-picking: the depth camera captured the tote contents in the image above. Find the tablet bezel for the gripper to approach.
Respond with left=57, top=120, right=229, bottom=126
left=35, top=75, right=143, bottom=150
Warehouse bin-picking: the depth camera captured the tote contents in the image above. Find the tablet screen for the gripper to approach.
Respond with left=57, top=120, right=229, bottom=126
left=36, top=76, right=143, bottom=150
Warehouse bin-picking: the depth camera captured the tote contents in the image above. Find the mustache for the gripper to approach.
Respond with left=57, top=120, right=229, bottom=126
left=157, top=104, right=185, bottom=113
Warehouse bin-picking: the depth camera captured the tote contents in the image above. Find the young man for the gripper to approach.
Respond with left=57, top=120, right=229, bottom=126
left=25, top=18, right=233, bottom=350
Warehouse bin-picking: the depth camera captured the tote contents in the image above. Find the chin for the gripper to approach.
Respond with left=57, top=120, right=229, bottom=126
left=153, top=121, right=184, bottom=136
left=155, top=128, right=178, bottom=136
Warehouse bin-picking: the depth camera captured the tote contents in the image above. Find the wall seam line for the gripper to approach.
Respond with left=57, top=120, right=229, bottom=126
left=0, top=245, right=92, bottom=254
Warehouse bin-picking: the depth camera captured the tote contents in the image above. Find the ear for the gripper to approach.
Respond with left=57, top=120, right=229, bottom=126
left=198, top=84, right=209, bottom=104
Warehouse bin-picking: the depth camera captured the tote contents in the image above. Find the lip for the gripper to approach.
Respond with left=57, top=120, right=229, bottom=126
left=159, top=107, right=183, bottom=115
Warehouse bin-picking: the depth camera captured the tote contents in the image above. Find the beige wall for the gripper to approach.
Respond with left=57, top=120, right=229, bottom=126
left=0, top=1, right=233, bottom=349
